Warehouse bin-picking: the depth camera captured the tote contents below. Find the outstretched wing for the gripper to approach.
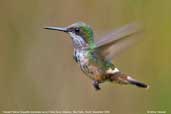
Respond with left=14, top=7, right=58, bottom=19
left=95, top=22, right=142, bottom=61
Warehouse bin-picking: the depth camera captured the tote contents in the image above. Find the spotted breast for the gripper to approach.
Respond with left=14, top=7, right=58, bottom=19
left=73, top=49, right=106, bottom=81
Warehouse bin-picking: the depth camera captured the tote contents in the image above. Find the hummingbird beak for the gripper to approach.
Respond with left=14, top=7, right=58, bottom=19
left=44, top=26, right=68, bottom=32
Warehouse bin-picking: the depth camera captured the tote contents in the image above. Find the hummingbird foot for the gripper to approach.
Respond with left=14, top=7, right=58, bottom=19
left=93, top=80, right=101, bottom=90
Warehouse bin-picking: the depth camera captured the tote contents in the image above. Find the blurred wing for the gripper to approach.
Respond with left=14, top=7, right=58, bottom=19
left=95, top=22, right=142, bottom=61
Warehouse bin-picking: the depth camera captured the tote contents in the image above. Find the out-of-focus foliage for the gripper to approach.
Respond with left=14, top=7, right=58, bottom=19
left=0, top=0, right=170, bottom=114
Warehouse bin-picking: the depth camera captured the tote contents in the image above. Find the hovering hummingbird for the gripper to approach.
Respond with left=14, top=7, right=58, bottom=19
left=44, top=22, right=149, bottom=90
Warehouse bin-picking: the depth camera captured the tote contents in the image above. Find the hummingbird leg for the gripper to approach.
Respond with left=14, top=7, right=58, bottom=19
left=93, top=80, right=101, bottom=90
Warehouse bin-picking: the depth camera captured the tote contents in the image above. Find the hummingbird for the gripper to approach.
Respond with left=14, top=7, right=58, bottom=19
left=44, top=22, right=149, bottom=90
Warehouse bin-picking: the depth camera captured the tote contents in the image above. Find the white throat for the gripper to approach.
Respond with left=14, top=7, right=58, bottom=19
left=69, top=32, right=87, bottom=49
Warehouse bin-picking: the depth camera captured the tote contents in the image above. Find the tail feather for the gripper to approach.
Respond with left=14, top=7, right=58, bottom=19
left=109, top=72, right=149, bottom=88
left=127, top=76, right=149, bottom=88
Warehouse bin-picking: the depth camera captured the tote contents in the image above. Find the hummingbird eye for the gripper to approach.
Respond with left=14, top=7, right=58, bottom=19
left=74, top=28, right=80, bottom=33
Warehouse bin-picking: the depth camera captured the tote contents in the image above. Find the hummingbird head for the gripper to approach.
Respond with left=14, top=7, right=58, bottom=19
left=44, top=22, right=95, bottom=49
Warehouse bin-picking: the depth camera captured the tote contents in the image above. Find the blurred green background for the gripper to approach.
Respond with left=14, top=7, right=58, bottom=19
left=0, top=0, right=170, bottom=114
